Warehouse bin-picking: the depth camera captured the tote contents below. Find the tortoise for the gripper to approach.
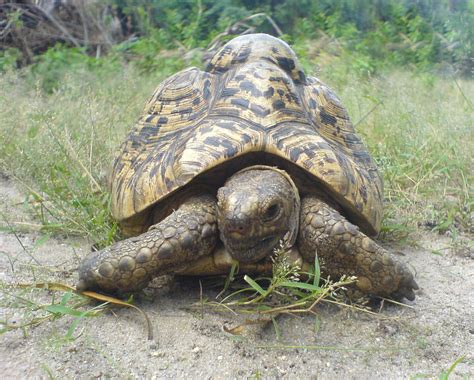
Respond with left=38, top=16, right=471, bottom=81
left=77, top=34, right=418, bottom=300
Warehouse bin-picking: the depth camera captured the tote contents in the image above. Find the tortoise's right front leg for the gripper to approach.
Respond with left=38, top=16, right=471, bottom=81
left=77, top=195, right=217, bottom=294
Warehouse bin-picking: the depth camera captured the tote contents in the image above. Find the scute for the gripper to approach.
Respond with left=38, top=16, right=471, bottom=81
left=207, top=34, right=306, bottom=84
left=111, top=67, right=214, bottom=223
left=111, top=34, right=383, bottom=236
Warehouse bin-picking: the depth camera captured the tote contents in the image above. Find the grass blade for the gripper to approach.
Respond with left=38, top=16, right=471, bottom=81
left=44, top=304, right=86, bottom=317
left=313, top=255, right=321, bottom=287
left=66, top=303, right=105, bottom=339
left=271, top=316, right=282, bottom=342
left=279, top=281, right=321, bottom=292
left=243, top=275, right=266, bottom=296
left=80, top=290, right=154, bottom=341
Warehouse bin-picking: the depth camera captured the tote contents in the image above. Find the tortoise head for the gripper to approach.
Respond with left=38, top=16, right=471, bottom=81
left=217, top=166, right=300, bottom=263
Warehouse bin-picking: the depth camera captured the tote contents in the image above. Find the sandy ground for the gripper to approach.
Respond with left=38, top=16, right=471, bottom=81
left=0, top=174, right=473, bottom=379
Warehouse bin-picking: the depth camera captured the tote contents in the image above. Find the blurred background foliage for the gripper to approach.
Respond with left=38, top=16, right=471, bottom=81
left=1, top=0, right=472, bottom=91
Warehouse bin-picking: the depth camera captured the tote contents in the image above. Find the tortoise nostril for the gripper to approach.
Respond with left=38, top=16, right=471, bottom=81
left=228, top=225, right=245, bottom=234
left=225, top=219, right=248, bottom=235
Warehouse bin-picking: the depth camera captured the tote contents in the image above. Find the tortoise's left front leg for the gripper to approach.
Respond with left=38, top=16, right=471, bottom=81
left=77, top=195, right=218, bottom=294
left=297, top=196, right=418, bottom=300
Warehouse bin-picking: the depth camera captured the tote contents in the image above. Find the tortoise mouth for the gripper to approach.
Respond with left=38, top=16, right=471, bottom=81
left=225, top=235, right=280, bottom=263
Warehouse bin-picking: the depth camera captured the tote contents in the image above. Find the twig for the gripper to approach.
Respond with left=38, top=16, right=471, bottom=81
left=246, top=13, right=283, bottom=36
left=26, top=4, right=82, bottom=49
left=320, top=298, right=394, bottom=319
left=77, top=1, right=89, bottom=49
left=0, top=250, right=16, bottom=272
left=0, top=211, right=41, bottom=266
left=452, top=76, right=473, bottom=110
left=207, top=12, right=283, bottom=53
left=0, top=13, right=17, bottom=39
left=199, top=279, right=204, bottom=319
left=354, top=101, right=383, bottom=127
left=379, top=297, right=415, bottom=309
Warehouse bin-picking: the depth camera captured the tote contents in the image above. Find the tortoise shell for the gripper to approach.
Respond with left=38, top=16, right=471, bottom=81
left=111, top=34, right=383, bottom=237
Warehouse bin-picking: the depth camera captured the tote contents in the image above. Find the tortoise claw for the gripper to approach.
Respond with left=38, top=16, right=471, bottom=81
left=402, top=288, right=416, bottom=301
left=75, top=279, right=88, bottom=293
left=391, top=276, right=418, bottom=301
left=410, top=278, right=419, bottom=291
left=400, top=271, right=418, bottom=301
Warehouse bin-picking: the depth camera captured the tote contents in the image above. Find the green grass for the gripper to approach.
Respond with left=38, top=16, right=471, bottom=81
left=0, top=65, right=171, bottom=246
left=0, top=286, right=106, bottom=338
left=331, top=71, right=473, bottom=238
left=205, top=242, right=359, bottom=317
left=0, top=54, right=472, bottom=248
left=410, top=355, right=466, bottom=379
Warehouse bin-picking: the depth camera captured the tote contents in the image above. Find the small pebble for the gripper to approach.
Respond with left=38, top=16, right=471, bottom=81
left=150, top=351, right=165, bottom=358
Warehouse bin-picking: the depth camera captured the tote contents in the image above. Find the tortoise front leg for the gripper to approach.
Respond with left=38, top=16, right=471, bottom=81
left=77, top=195, right=218, bottom=294
left=297, top=196, right=418, bottom=300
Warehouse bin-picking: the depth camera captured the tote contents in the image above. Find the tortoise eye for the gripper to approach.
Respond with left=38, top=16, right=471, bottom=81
left=263, top=203, right=281, bottom=221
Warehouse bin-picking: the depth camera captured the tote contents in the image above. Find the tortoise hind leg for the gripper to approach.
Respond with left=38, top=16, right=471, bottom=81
left=77, top=195, right=217, bottom=294
left=297, top=196, right=418, bottom=300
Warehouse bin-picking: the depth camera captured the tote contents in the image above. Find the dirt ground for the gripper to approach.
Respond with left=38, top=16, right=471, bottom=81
left=0, top=174, right=473, bottom=379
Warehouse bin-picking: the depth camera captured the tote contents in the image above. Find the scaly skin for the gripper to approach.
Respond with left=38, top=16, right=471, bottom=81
left=77, top=195, right=217, bottom=294
left=297, top=196, right=418, bottom=300
left=77, top=168, right=418, bottom=300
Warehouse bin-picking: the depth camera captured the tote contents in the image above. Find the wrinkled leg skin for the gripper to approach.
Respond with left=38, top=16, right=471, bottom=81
left=297, top=196, right=418, bottom=300
left=77, top=195, right=217, bottom=294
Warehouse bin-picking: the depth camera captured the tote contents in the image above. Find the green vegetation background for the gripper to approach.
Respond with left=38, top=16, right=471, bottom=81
left=0, top=0, right=472, bottom=248
left=2, top=0, right=472, bottom=81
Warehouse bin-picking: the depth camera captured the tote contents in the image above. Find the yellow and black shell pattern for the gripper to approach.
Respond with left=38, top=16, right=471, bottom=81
left=111, top=34, right=383, bottom=236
